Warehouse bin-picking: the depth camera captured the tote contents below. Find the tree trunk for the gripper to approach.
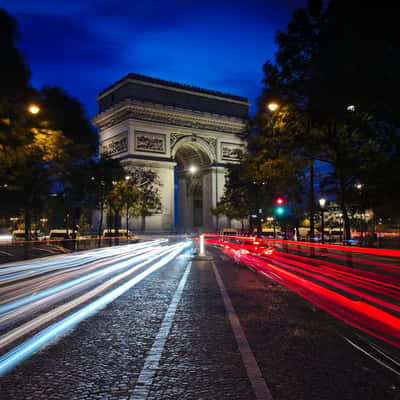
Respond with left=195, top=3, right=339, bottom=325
left=141, top=214, right=146, bottom=232
left=108, top=205, right=112, bottom=235
left=126, top=209, right=129, bottom=238
left=114, top=210, right=120, bottom=235
left=24, top=207, right=32, bottom=241
left=339, top=179, right=351, bottom=244
left=98, top=202, right=104, bottom=239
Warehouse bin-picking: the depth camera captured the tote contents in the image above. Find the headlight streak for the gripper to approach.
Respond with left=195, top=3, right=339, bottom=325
left=0, top=240, right=164, bottom=282
left=0, top=244, right=162, bottom=316
left=0, top=246, right=164, bottom=325
left=0, top=241, right=165, bottom=305
left=0, top=243, right=183, bottom=350
left=0, top=241, right=190, bottom=376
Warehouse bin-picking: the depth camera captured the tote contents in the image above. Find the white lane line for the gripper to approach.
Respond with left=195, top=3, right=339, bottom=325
left=212, top=261, right=273, bottom=400
left=130, top=261, right=192, bottom=400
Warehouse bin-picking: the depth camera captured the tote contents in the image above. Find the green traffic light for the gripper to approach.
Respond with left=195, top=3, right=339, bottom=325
left=276, top=206, right=284, bottom=215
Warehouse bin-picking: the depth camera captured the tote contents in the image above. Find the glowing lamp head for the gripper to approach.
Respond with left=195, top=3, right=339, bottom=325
left=189, top=165, right=197, bottom=174
left=267, top=102, right=279, bottom=112
left=28, top=104, right=40, bottom=115
left=274, top=196, right=285, bottom=206
left=319, top=197, right=326, bottom=208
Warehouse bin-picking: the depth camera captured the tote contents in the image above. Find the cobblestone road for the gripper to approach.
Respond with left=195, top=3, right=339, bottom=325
left=1, top=244, right=399, bottom=399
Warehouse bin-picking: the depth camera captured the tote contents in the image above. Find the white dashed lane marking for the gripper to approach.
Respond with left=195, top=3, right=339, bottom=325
left=130, top=261, right=192, bottom=400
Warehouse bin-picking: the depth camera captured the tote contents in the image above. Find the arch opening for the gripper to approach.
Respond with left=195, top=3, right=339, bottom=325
left=174, top=142, right=213, bottom=232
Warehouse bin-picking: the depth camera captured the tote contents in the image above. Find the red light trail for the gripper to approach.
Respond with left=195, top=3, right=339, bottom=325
left=203, top=234, right=400, bottom=349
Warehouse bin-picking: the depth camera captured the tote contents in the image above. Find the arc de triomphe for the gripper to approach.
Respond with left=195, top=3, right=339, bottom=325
left=93, top=73, right=248, bottom=232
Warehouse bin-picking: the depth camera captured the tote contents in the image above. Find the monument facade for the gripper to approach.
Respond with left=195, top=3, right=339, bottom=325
left=93, top=73, right=248, bottom=232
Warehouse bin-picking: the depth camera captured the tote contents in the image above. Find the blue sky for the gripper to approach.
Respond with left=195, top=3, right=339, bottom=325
left=6, top=0, right=306, bottom=118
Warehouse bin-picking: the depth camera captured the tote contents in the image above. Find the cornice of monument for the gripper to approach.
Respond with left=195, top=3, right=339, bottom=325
left=97, top=73, right=250, bottom=106
left=93, top=98, right=248, bottom=135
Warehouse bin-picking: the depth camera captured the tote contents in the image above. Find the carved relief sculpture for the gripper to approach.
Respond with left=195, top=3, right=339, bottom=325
left=221, top=142, right=243, bottom=161
left=101, top=131, right=128, bottom=156
left=135, top=131, right=166, bottom=153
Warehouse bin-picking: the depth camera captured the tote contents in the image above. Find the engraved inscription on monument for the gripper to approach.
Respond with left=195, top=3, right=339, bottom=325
left=135, top=131, right=166, bottom=153
left=101, top=132, right=128, bottom=156
left=221, top=142, right=243, bottom=161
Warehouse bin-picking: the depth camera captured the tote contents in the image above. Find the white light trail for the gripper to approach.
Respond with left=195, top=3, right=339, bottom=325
left=0, top=246, right=162, bottom=323
left=0, top=241, right=190, bottom=376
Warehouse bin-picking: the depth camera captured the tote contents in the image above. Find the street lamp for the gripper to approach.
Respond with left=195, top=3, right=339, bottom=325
left=28, top=104, right=40, bottom=115
left=319, top=197, right=326, bottom=243
left=267, top=102, right=279, bottom=112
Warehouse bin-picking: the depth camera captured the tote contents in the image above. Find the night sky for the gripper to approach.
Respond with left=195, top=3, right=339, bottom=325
left=6, top=0, right=306, bottom=118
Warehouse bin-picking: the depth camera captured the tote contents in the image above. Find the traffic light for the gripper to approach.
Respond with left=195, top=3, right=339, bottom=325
left=275, top=206, right=285, bottom=216
left=274, top=196, right=286, bottom=216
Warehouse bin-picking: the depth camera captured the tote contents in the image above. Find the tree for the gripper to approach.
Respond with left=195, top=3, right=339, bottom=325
left=1, top=112, right=70, bottom=239
left=87, top=156, right=125, bottom=238
left=125, top=167, right=161, bottom=232
left=108, top=179, right=141, bottom=236
left=259, top=0, right=400, bottom=242
left=0, top=9, right=101, bottom=239
left=0, top=9, right=30, bottom=102
left=40, top=86, right=97, bottom=159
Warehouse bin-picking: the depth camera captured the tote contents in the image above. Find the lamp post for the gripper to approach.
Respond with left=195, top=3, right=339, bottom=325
left=355, top=183, right=364, bottom=243
left=319, top=197, right=326, bottom=243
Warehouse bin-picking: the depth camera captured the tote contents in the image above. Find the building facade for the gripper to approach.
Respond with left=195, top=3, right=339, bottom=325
left=93, top=73, right=248, bottom=232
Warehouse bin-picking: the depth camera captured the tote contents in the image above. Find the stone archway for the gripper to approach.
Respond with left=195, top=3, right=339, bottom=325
left=94, top=73, right=249, bottom=232
left=174, top=141, right=214, bottom=233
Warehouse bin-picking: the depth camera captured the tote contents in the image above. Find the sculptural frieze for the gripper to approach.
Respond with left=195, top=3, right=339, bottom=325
left=221, top=142, right=243, bottom=161
left=100, top=132, right=128, bottom=156
left=135, top=131, right=166, bottom=153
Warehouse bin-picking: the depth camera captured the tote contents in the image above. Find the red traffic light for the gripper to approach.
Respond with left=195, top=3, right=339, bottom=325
left=275, top=196, right=285, bottom=206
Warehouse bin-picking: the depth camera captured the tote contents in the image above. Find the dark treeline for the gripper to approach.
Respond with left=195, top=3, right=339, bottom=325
left=217, top=0, right=400, bottom=244
left=0, top=9, right=160, bottom=239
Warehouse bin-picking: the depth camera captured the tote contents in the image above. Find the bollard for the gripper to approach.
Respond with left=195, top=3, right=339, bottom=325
left=191, top=234, right=212, bottom=260
left=199, top=234, right=205, bottom=256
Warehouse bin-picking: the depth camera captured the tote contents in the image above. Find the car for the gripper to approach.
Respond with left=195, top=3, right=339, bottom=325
left=12, top=230, right=38, bottom=241
left=49, top=229, right=76, bottom=240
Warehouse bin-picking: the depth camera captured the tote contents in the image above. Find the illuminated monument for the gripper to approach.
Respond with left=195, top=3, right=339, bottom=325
left=93, top=73, right=248, bottom=232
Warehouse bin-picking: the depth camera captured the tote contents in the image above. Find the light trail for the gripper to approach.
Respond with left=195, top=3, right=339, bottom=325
left=0, top=243, right=162, bottom=316
left=0, top=240, right=190, bottom=376
left=204, top=235, right=400, bottom=350
left=0, top=243, right=184, bottom=349
left=0, top=246, right=164, bottom=327
left=0, top=240, right=165, bottom=282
